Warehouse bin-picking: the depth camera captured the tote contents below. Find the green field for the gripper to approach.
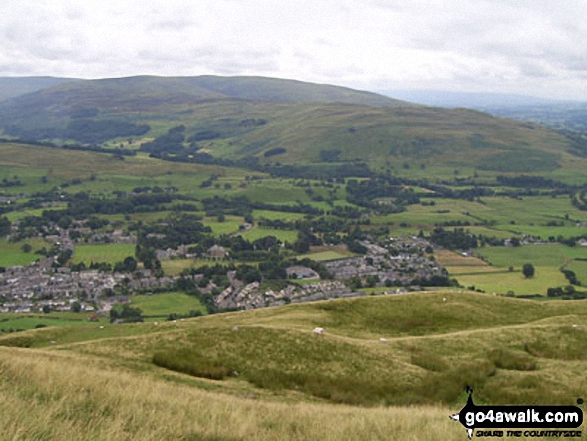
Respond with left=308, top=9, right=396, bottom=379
left=72, top=244, right=136, bottom=264
left=455, top=266, right=568, bottom=295
left=253, top=209, right=307, bottom=221
left=477, top=244, right=586, bottom=268
left=0, top=313, right=99, bottom=332
left=203, top=215, right=242, bottom=235
left=5, top=206, right=67, bottom=222
left=444, top=245, right=586, bottom=295
left=0, top=238, right=49, bottom=267
left=241, top=227, right=299, bottom=243
left=371, top=195, right=587, bottom=239
left=298, top=250, right=351, bottom=261
left=128, top=292, right=206, bottom=318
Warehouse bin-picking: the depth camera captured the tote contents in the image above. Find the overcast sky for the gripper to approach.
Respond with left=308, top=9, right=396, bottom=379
left=1, top=0, right=586, bottom=100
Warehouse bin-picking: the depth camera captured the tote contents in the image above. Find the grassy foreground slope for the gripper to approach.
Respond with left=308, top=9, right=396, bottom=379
left=0, top=347, right=457, bottom=441
left=1, top=292, right=586, bottom=440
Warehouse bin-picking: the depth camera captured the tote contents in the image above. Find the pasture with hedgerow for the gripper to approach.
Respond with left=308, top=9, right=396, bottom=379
left=0, top=75, right=586, bottom=440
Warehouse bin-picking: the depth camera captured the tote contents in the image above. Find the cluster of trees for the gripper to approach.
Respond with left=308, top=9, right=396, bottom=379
left=572, top=189, right=587, bottom=211
left=202, top=195, right=323, bottom=217
left=345, top=177, right=420, bottom=211
left=263, top=147, right=286, bottom=157
left=135, top=214, right=211, bottom=250
left=5, top=119, right=151, bottom=145
left=42, top=191, right=196, bottom=221
left=561, top=268, right=579, bottom=285
left=0, top=217, right=11, bottom=236
left=261, top=162, right=371, bottom=180
left=496, top=175, right=566, bottom=189
left=546, top=285, right=587, bottom=299
left=65, top=119, right=150, bottom=144
left=560, top=129, right=587, bottom=157
left=0, top=176, right=22, bottom=187
left=140, top=125, right=196, bottom=155
left=109, top=304, right=144, bottom=323
left=429, top=228, right=478, bottom=250
left=188, top=130, right=222, bottom=142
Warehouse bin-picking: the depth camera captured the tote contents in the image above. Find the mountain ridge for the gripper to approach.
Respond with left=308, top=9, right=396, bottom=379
left=0, top=74, right=583, bottom=176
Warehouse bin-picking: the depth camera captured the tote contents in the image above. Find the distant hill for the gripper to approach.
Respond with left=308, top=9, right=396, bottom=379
left=0, top=76, right=80, bottom=102
left=380, top=89, right=587, bottom=137
left=380, top=89, right=565, bottom=109
left=0, top=75, right=408, bottom=112
left=479, top=102, right=587, bottom=134
left=0, top=75, right=583, bottom=175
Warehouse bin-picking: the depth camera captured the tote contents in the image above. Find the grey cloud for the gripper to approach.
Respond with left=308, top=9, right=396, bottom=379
left=517, top=61, right=554, bottom=79
left=0, top=0, right=586, bottom=99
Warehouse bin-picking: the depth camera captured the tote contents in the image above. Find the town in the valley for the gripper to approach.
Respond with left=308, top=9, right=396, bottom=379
left=0, top=217, right=448, bottom=314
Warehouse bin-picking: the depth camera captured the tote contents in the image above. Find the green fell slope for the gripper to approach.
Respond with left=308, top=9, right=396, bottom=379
left=3, top=292, right=587, bottom=408
left=0, top=75, right=583, bottom=175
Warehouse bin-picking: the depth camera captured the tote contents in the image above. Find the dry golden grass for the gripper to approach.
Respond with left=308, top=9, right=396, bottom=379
left=0, top=347, right=554, bottom=441
left=435, top=249, right=488, bottom=267
left=2, top=293, right=587, bottom=440
left=0, top=348, right=463, bottom=441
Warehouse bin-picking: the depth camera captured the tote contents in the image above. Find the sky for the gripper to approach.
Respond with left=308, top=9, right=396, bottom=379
left=0, top=0, right=586, bottom=100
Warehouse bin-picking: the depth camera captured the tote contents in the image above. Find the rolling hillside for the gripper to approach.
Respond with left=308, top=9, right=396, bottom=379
left=0, top=76, right=79, bottom=102
left=0, top=75, right=407, bottom=115
left=1, top=292, right=586, bottom=440
left=0, top=75, right=583, bottom=177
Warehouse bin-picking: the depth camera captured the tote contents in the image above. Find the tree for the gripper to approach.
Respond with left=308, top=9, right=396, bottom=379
left=0, top=217, right=11, bottom=237
left=71, top=302, right=82, bottom=313
left=110, top=304, right=143, bottom=323
left=509, top=237, right=521, bottom=247
left=56, top=249, right=73, bottom=266
left=114, top=256, right=137, bottom=273
left=522, top=263, right=535, bottom=278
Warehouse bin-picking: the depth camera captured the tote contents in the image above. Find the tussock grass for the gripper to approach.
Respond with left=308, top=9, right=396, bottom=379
left=488, top=348, right=538, bottom=371
left=0, top=347, right=467, bottom=441
left=153, top=348, right=233, bottom=380
left=2, top=292, right=587, bottom=439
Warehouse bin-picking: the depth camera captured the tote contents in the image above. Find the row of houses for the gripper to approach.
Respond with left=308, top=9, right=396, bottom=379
left=213, top=279, right=361, bottom=310
left=0, top=260, right=179, bottom=313
left=324, top=238, right=445, bottom=285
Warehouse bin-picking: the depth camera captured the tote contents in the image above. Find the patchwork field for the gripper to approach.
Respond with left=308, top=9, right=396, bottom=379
left=455, top=266, right=568, bottom=295
left=438, top=245, right=587, bottom=295
left=477, top=244, right=586, bottom=268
